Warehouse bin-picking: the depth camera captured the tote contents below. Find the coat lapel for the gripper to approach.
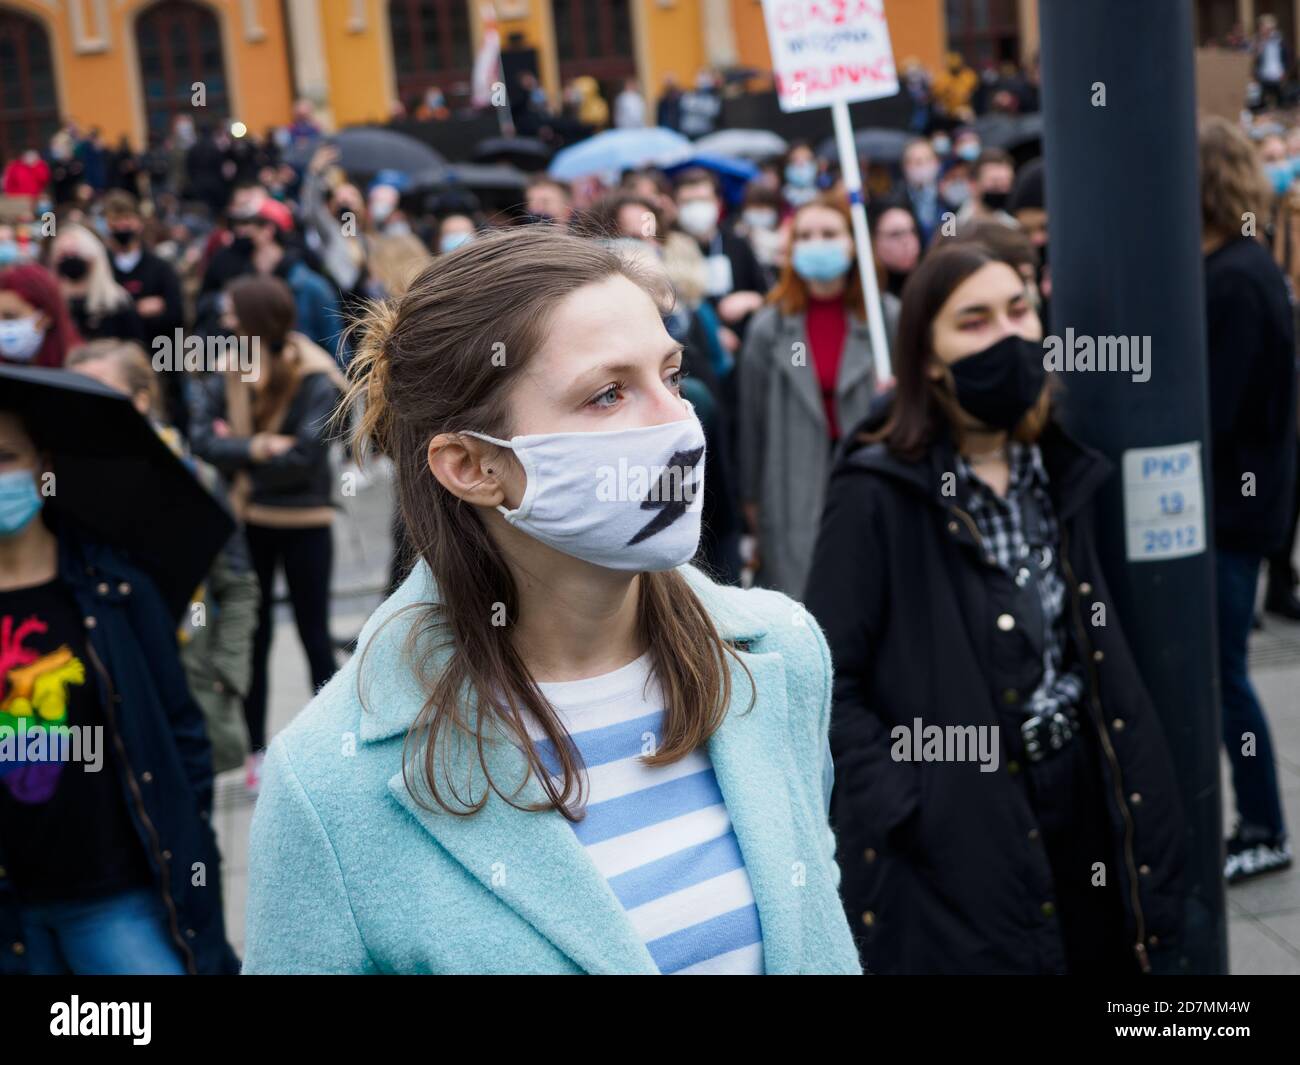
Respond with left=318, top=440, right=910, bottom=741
left=359, top=563, right=802, bottom=974
left=358, top=566, right=655, bottom=973
left=778, top=314, right=878, bottom=434
left=836, top=318, right=876, bottom=398
left=385, top=734, right=660, bottom=975
left=774, top=316, right=830, bottom=429
left=706, top=646, right=804, bottom=974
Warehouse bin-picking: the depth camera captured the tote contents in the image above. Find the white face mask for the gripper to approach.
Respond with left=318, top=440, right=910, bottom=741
left=0, top=316, right=46, bottom=362
left=677, top=199, right=719, bottom=238
left=905, top=162, right=939, bottom=188
left=463, top=402, right=707, bottom=571
left=114, top=249, right=143, bottom=274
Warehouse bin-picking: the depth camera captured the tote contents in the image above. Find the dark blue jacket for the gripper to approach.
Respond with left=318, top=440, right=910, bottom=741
left=0, top=531, right=240, bottom=974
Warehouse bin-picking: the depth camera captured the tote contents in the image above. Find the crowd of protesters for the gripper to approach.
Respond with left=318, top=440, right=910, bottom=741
left=0, top=47, right=1297, bottom=975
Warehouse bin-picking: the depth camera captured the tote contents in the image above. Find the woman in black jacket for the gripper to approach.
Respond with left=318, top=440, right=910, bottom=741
left=0, top=402, right=238, bottom=975
left=187, top=275, right=346, bottom=793
left=1200, top=117, right=1296, bottom=882
left=805, top=242, right=1185, bottom=975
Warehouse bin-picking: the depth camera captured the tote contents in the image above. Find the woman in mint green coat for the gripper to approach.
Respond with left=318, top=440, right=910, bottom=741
left=242, top=227, right=861, bottom=975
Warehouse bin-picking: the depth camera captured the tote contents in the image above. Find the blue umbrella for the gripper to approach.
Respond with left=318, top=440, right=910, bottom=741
left=662, top=153, right=759, bottom=206
left=548, top=127, right=692, bottom=182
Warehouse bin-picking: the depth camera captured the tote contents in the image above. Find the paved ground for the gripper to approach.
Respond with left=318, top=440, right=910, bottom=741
left=215, top=458, right=1300, bottom=972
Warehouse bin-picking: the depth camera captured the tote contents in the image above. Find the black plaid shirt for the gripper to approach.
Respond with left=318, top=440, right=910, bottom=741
left=954, top=441, right=1085, bottom=719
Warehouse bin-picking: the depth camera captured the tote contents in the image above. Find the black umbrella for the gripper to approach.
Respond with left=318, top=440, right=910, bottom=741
left=475, top=136, right=553, bottom=172
left=0, top=364, right=235, bottom=622
left=290, top=126, right=449, bottom=185
left=438, top=162, right=531, bottom=190
left=816, top=127, right=913, bottom=165
left=973, top=112, right=1044, bottom=151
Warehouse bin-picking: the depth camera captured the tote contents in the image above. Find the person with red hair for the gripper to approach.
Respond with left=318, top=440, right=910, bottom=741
left=0, top=264, right=81, bottom=367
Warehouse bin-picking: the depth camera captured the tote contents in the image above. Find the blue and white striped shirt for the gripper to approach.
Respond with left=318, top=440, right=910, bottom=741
left=529, top=652, right=765, bottom=974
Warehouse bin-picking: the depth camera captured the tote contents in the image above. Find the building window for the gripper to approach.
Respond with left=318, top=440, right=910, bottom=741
left=553, top=0, right=635, bottom=85
left=390, top=0, right=474, bottom=108
left=0, top=8, right=59, bottom=162
left=1195, top=0, right=1244, bottom=46
left=946, top=0, right=1020, bottom=67
left=135, top=0, right=230, bottom=140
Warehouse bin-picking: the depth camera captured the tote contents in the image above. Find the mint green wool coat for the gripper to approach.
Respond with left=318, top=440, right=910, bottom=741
left=241, top=562, right=863, bottom=974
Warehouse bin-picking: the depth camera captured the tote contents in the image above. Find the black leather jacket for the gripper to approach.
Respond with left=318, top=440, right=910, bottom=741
left=187, top=369, right=340, bottom=513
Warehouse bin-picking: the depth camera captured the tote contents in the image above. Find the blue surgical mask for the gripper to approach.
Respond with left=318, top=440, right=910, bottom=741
left=440, top=231, right=473, bottom=253
left=792, top=239, right=852, bottom=283
left=0, top=469, right=43, bottom=536
left=785, top=161, right=818, bottom=188
left=956, top=142, right=980, bottom=162
left=1267, top=160, right=1294, bottom=197
left=0, top=239, right=20, bottom=266
left=944, top=180, right=972, bottom=206
left=0, top=316, right=45, bottom=362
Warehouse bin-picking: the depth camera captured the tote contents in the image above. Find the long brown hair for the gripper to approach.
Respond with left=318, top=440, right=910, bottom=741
left=343, top=226, right=754, bottom=819
left=767, top=193, right=866, bottom=317
left=226, top=275, right=296, bottom=429
left=866, top=241, right=1051, bottom=460
left=1199, top=116, right=1271, bottom=238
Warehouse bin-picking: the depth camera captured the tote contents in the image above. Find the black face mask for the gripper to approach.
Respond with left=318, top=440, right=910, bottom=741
left=981, top=189, right=1010, bottom=212
left=56, top=256, right=89, bottom=280
left=230, top=235, right=255, bottom=256
left=948, top=333, right=1047, bottom=430
left=108, top=227, right=137, bottom=247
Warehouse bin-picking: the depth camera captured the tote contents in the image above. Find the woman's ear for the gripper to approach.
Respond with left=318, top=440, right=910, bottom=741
left=426, top=432, right=509, bottom=507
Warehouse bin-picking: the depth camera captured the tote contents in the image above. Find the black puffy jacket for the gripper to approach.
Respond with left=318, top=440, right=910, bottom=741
left=804, top=414, right=1186, bottom=975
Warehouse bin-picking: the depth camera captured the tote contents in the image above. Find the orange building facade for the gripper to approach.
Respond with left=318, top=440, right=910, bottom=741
left=0, top=0, right=1044, bottom=158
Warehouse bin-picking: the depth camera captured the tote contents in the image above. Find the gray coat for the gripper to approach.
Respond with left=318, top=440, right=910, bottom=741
left=737, top=297, right=897, bottom=598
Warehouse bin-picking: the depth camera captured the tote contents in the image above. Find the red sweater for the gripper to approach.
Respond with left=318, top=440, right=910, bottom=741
left=806, top=295, right=848, bottom=439
left=2, top=159, right=49, bottom=197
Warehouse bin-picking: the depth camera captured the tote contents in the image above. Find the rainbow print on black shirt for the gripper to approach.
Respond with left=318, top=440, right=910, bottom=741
left=0, top=614, right=86, bottom=803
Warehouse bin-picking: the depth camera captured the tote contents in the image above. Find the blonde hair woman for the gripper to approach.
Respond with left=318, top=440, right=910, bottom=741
left=49, top=222, right=142, bottom=344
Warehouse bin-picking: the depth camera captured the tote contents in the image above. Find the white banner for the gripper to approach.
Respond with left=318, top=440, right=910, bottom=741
left=761, top=0, right=900, bottom=113
left=472, top=5, right=502, bottom=109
